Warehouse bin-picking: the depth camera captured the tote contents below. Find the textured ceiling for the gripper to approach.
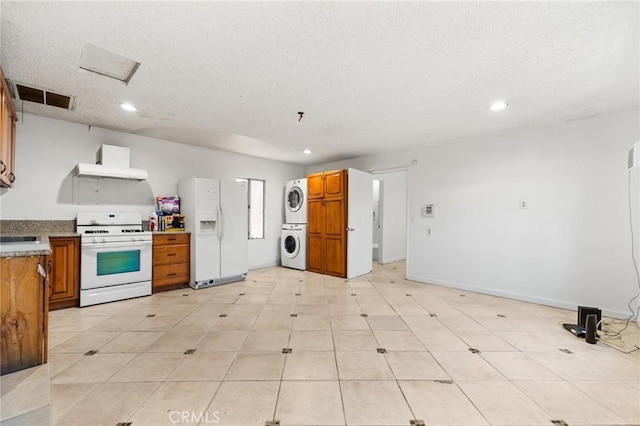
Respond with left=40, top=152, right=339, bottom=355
left=1, top=2, right=638, bottom=165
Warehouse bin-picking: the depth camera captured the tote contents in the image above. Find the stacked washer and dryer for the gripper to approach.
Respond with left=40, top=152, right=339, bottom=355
left=281, top=178, right=307, bottom=270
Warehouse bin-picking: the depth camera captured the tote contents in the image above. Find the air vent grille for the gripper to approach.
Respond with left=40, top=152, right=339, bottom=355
left=7, top=80, right=75, bottom=111
left=16, top=85, right=44, bottom=103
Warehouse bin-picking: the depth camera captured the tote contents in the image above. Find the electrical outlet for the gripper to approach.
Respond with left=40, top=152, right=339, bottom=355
left=427, top=228, right=432, bottom=236
left=520, top=200, right=528, bottom=209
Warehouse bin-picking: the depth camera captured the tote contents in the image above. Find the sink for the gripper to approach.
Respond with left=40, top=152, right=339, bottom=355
left=0, top=236, right=41, bottom=244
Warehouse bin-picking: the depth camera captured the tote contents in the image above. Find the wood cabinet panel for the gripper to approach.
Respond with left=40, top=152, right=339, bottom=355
left=152, top=233, right=190, bottom=291
left=324, top=236, right=346, bottom=277
left=1, top=256, right=45, bottom=375
left=152, top=263, right=189, bottom=288
left=307, top=199, right=324, bottom=234
left=324, top=170, right=345, bottom=198
left=0, top=67, right=16, bottom=188
left=307, top=172, right=324, bottom=199
left=306, top=234, right=323, bottom=273
left=153, top=233, right=189, bottom=246
left=153, top=244, right=189, bottom=267
left=324, top=199, right=344, bottom=236
left=48, top=237, right=80, bottom=310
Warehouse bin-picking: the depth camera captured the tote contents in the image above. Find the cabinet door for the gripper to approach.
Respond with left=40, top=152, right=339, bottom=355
left=307, top=172, right=324, bottom=199
left=49, top=237, right=79, bottom=303
left=324, top=198, right=346, bottom=277
left=324, top=170, right=345, bottom=198
left=0, top=84, right=15, bottom=188
left=1, top=256, right=44, bottom=375
left=306, top=199, right=324, bottom=273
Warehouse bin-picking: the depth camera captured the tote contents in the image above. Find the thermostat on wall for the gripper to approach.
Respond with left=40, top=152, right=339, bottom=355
left=422, top=204, right=435, bottom=217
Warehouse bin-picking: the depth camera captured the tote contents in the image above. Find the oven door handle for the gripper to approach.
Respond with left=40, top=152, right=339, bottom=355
left=82, top=241, right=152, bottom=249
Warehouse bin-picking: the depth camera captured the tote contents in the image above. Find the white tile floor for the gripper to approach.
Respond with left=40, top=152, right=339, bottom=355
left=2, top=261, right=639, bottom=426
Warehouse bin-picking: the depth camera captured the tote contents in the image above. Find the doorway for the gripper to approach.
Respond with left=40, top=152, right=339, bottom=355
left=371, top=169, right=408, bottom=264
left=372, top=179, right=381, bottom=262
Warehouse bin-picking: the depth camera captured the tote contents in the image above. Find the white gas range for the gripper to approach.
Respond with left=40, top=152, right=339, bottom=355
left=77, top=212, right=152, bottom=307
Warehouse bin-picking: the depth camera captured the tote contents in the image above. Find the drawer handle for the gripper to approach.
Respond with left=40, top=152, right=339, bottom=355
left=8, top=172, right=15, bottom=183
left=167, top=273, right=177, bottom=277
left=167, top=253, right=177, bottom=256
left=0, top=161, right=5, bottom=173
left=167, top=238, right=177, bottom=241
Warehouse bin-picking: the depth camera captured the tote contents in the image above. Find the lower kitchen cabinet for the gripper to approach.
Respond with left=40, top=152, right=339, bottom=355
left=1, top=255, right=48, bottom=375
left=152, top=233, right=190, bottom=292
left=48, top=236, right=80, bottom=310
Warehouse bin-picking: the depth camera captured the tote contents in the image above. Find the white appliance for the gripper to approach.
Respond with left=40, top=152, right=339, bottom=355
left=285, top=178, right=307, bottom=224
left=77, top=144, right=148, bottom=180
left=77, top=212, right=152, bottom=307
left=178, top=177, right=248, bottom=289
left=281, top=224, right=307, bottom=270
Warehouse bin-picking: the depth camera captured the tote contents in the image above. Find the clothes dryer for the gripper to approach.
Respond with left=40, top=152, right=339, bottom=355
left=285, top=178, right=307, bottom=224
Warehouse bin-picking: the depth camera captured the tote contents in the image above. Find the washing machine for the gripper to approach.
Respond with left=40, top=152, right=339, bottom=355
left=285, top=178, right=307, bottom=224
left=281, top=224, right=306, bottom=270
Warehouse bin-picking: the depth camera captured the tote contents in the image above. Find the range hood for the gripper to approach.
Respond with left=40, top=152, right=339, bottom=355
left=76, top=144, right=148, bottom=180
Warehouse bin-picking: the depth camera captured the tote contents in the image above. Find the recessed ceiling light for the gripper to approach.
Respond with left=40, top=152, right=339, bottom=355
left=120, top=103, right=137, bottom=112
left=490, top=101, right=508, bottom=111
left=303, top=149, right=312, bottom=155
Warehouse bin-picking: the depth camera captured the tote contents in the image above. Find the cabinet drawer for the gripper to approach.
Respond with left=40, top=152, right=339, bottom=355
left=153, top=244, right=189, bottom=266
left=153, top=263, right=189, bottom=287
left=153, top=233, right=189, bottom=246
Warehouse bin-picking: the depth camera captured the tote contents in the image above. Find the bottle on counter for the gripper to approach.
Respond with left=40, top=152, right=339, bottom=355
left=149, top=213, right=157, bottom=231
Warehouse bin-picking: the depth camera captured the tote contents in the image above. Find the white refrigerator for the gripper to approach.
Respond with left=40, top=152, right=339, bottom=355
left=178, top=177, right=248, bottom=289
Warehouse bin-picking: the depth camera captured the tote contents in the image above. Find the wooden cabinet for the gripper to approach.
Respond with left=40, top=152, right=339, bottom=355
left=1, top=255, right=48, bottom=375
left=48, top=237, right=80, bottom=310
left=152, top=233, right=190, bottom=291
left=0, top=67, right=16, bottom=188
left=306, top=170, right=347, bottom=277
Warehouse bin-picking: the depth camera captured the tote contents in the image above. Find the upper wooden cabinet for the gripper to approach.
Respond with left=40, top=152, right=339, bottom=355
left=48, top=237, right=80, bottom=311
left=307, top=170, right=346, bottom=200
left=0, top=67, right=16, bottom=188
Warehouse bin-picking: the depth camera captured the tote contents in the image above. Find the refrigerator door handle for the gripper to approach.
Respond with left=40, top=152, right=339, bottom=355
left=219, top=205, right=224, bottom=241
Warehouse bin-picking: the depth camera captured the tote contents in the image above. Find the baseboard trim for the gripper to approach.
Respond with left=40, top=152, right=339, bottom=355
left=380, top=255, right=405, bottom=264
left=249, top=261, right=279, bottom=270
left=405, top=274, right=632, bottom=320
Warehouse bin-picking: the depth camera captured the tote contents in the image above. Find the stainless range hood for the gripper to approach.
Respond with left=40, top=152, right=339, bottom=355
left=76, top=144, right=148, bottom=180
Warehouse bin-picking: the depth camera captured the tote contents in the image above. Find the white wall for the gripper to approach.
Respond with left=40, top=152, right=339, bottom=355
left=309, top=109, right=640, bottom=318
left=0, top=114, right=305, bottom=269
left=375, top=170, right=408, bottom=264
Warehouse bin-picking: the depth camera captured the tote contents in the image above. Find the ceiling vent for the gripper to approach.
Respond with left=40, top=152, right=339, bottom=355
left=6, top=80, right=76, bottom=111
left=79, top=44, right=140, bottom=84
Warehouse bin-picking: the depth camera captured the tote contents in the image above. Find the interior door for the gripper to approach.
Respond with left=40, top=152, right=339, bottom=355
left=347, top=168, right=373, bottom=279
left=220, top=180, right=248, bottom=277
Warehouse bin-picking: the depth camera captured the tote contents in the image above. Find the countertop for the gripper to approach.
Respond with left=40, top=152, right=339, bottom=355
left=151, top=231, right=190, bottom=235
left=0, top=234, right=52, bottom=258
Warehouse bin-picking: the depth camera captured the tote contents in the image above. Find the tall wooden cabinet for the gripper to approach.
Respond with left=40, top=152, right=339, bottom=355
left=307, top=170, right=348, bottom=277
left=48, top=237, right=80, bottom=310
left=152, top=233, right=190, bottom=292
left=1, top=255, right=48, bottom=375
left=0, top=67, right=16, bottom=188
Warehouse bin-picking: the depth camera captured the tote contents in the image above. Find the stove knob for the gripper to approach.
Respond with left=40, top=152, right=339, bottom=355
left=101, top=238, right=107, bottom=243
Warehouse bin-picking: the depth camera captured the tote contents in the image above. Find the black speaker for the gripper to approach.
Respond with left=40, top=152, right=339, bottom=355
left=578, top=306, right=601, bottom=330
left=585, top=314, right=598, bottom=344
